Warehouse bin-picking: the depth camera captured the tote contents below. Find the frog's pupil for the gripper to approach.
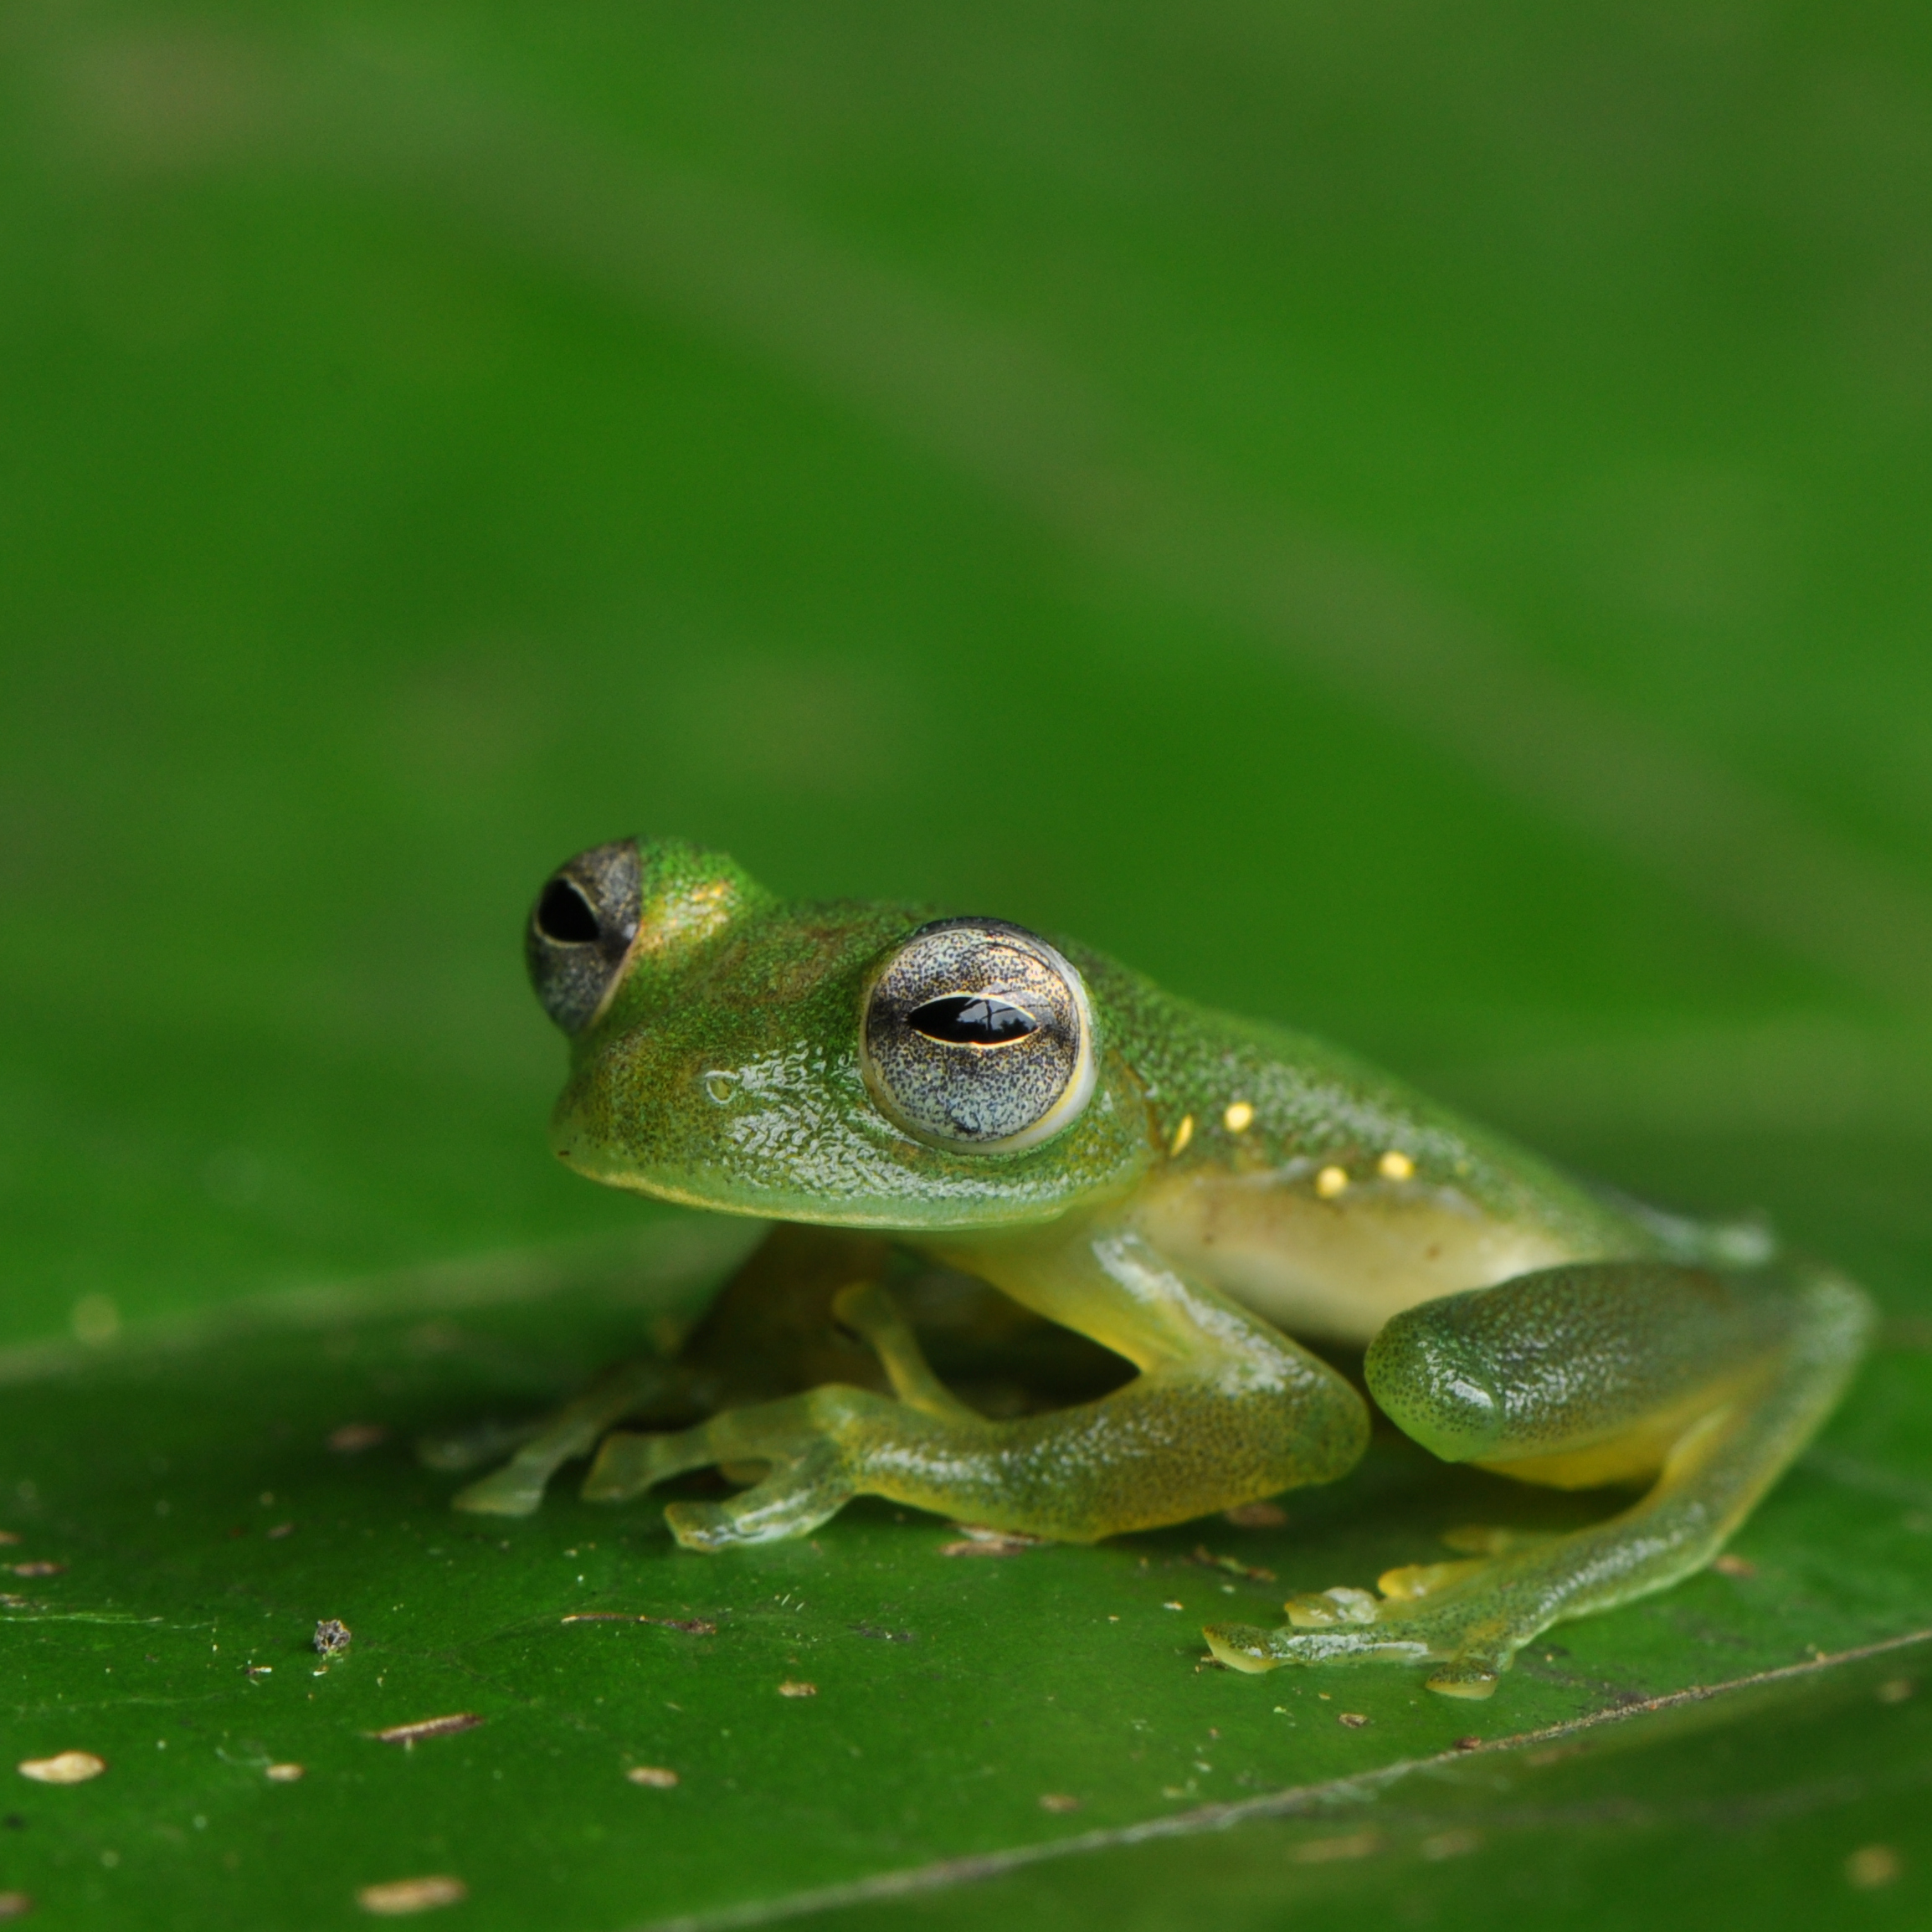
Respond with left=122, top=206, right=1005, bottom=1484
left=537, top=877, right=599, bottom=944
left=907, top=995, right=1038, bottom=1046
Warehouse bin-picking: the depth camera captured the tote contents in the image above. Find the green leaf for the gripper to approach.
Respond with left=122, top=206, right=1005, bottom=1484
left=0, top=1224, right=1925, bottom=1926
left=4, top=0, right=1932, bottom=1924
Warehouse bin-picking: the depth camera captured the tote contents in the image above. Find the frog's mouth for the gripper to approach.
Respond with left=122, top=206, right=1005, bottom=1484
left=545, top=1059, right=1148, bottom=1235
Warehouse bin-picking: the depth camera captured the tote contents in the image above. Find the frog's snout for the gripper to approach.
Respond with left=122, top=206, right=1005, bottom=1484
left=527, top=839, right=644, bottom=1035
left=1364, top=1310, right=1504, bottom=1464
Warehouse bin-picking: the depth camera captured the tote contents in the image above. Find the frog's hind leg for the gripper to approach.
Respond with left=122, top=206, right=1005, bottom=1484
left=439, top=1224, right=893, bottom=1518
left=1205, top=1257, right=1872, bottom=1698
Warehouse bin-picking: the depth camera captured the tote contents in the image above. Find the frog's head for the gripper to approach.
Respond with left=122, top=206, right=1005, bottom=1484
left=527, top=838, right=1153, bottom=1229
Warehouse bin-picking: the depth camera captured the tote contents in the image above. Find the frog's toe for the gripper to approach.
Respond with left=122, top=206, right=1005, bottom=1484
left=1423, top=1659, right=1503, bottom=1700
left=581, top=1426, right=714, bottom=1503
left=1201, top=1623, right=1286, bottom=1673
left=1201, top=1616, right=1436, bottom=1673
left=446, top=1358, right=677, bottom=1517
left=663, top=1439, right=852, bottom=1550
left=450, top=1462, right=554, bottom=1518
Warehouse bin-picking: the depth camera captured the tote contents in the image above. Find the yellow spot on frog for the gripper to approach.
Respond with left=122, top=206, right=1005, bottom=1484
left=1315, top=1165, right=1349, bottom=1198
left=1222, top=1101, right=1255, bottom=1133
left=1378, top=1149, right=1415, bottom=1181
left=1169, top=1113, right=1195, bottom=1157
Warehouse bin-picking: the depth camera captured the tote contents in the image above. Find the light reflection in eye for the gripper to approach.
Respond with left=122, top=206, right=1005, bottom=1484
left=907, top=995, right=1040, bottom=1046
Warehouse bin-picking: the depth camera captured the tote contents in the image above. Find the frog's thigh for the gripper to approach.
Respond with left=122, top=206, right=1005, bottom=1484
left=588, top=1227, right=1370, bottom=1549
left=1206, top=1259, right=1872, bottom=1697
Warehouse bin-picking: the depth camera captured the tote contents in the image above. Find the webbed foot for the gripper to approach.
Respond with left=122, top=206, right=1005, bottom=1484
left=450, top=1357, right=675, bottom=1518
left=584, top=1386, right=874, bottom=1549
left=1203, top=1539, right=1524, bottom=1697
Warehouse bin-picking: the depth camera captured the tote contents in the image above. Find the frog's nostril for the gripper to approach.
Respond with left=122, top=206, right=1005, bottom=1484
left=536, top=877, right=600, bottom=944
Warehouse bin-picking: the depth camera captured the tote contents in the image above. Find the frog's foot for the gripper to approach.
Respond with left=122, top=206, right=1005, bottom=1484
left=583, top=1386, right=879, bottom=1549
left=439, top=1226, right=898, bottom=1520
left=580, top=1283, right=989, bottom=1549
left=1202, top=1554, right=1520, bottom=1698
left=450, top=1357, right=676, bottom=1518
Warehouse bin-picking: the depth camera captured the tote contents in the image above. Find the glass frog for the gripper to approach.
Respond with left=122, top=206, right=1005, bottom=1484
left=451, top=836, right=1870, bottom=1699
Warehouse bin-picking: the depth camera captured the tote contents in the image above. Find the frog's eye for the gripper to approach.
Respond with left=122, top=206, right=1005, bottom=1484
left=862, top=920, right=1096, bottom=1151
left=527, top=839, right=644, bottom=1034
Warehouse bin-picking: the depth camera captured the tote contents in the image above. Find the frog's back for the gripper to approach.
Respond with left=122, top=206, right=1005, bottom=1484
left=1081, top=952, right=1734, bottom=1346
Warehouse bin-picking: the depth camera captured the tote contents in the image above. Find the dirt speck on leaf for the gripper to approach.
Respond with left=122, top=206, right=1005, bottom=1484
left=373, top=1714, right=483, bottom=1746
left=1846, top=1846, right=1901, bottom=1890
left=626, top=1765, right=679, bottom=1787
left=330, top=1424, right=388, bottom=1454
left=265, top=1763, right=305, bottom=1782
left=1192, top=1544, right=1276, bottom=1583
left=562, top=1612, right=717, bottom=1634
left=1293, top=1830, right=1380, bottom=1863
left=1038, top=1793, right=1081, bottom=1813
left=357, top=1874, right=468, bottom=1914
left=18, top=1751, right=105, bottom=1784
left=778, top=1681, right=817, bottom=1698
left=313, top=1619, right=352, bottom=1656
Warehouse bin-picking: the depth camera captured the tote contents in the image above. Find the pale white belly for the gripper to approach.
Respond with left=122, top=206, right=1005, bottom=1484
left=1135, top=1170, right=1587, bottom=1345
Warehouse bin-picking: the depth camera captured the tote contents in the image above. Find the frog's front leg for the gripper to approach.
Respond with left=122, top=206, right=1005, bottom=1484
left=1205, top=1258, right=1871, bottom=1698
left=583, top=1222, right=1369, bottom=1549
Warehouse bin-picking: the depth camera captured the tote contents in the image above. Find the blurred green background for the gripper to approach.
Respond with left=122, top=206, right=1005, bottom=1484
left=6, top=0, right=1932, bottom=1350
left=3, top=5, right=1932, bottom=1927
